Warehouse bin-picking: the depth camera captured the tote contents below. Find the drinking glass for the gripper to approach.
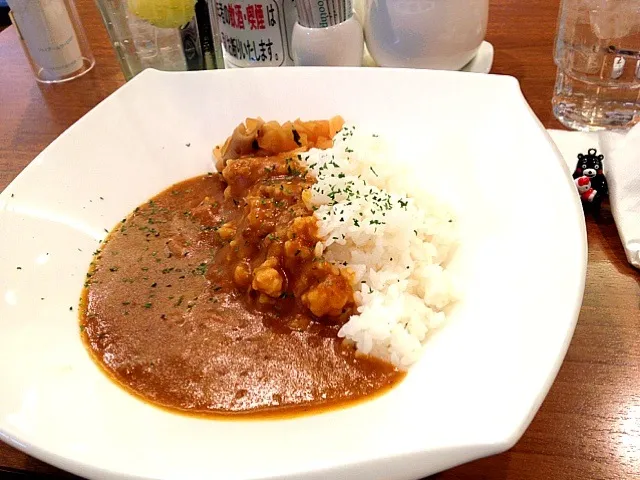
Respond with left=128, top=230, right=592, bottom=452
left=94, top=0, right=224, bottom=80
left=7, top=0, right=95, bottom=83
left=552, top=0, right=640, bottom=131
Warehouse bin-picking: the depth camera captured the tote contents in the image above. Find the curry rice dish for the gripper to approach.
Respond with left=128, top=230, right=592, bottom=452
left=80, top=117, right=456, bottom=417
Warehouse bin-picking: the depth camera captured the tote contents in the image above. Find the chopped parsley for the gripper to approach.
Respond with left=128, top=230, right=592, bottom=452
left=193, top=263, right=207, bottom=275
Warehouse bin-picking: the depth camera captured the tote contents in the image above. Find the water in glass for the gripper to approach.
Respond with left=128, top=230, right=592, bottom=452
left=553, top=0, right=640, bottom=131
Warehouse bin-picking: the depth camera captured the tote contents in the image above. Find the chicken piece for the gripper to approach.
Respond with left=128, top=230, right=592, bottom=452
left=290, top=216, right=318, bottom=244
left=242, top=196, right=278, bottom=239
left=217, top=222, right=236, bottom=241
left=252, top=258, right=284, bottom=298
left=221, top=158, right=259, bottom=200
left=258, top=293, right=274, bottom=305
left=284, top=240, right=312, bottom=260
left=221, top=156, right=278, bottom=200
left=301, top=273, right=352, bottom=318
left=233, top=263, right=251, bottom=289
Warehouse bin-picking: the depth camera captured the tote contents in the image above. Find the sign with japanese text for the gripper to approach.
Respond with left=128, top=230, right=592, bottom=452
left=216, top=0, right=296, bottom=67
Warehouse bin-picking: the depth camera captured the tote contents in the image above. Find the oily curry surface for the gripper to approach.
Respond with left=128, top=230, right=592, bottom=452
left=81, top=124, right=404, bottom=416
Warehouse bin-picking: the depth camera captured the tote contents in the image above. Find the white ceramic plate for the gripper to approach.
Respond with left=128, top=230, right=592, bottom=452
left=0, top=68, right=586, bottom=480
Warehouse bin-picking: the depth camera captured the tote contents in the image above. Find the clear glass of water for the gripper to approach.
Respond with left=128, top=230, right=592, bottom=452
left=552, top=0, right=640, bottom=131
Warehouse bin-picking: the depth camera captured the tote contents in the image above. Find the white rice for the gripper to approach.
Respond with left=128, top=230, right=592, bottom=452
left=301, top=125, right=457, bottom=368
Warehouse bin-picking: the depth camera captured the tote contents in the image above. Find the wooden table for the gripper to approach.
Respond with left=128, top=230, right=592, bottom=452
left=1, top=1, right=639, bottom=478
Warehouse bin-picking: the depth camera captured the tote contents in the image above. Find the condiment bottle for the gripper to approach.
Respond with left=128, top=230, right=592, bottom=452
left=291, top=0, right=363, bottom=66
left=7, top=0, right=95, bottom=83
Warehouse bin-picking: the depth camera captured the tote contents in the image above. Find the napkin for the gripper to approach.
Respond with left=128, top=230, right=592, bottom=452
left=548, top=124, right=640, bottom=269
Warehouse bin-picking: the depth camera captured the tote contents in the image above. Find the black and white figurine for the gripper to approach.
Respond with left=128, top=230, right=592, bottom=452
left=572, top=148, right=608, bottom=210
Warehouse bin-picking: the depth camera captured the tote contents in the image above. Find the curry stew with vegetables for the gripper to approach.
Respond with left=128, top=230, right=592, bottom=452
left=80, top=117, right=404, bottom=417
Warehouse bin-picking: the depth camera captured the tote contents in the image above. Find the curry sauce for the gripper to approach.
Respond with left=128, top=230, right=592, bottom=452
left=81, top=170, right=404, bottom=418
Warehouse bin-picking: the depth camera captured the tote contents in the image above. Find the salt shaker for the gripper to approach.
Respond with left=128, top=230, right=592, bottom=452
left=7, top=0, right=95, bottom=83
left=291, top=0, right=364, bottom=66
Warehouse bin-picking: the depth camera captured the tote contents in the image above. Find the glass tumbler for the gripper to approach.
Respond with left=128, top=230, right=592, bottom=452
left=7, top=0, right=95, bottom=83
left=94, top=0, right=224, bottom=80
left=552, top=0, right=640, bottom=131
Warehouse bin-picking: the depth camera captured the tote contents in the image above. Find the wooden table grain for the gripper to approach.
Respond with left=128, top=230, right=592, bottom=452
left=1, top=0, right=639, bottom=479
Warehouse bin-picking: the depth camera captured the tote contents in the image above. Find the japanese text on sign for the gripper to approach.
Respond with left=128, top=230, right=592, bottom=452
left=221, top=33, right=275, bottom=62
left=216, top=2, right=278, bottom=30
left=216, top=0, right=294, bottom=67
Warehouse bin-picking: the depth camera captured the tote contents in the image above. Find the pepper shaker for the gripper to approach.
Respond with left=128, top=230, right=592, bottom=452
left=291, top=0, right=364, bottom=66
